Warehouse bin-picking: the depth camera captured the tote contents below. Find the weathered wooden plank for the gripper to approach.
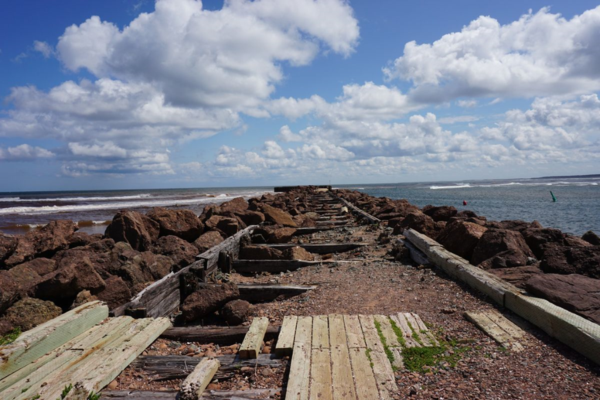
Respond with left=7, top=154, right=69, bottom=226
left=232, top=260, right=334, bottom=274
left=389, top=347, right=404, bottom=370
left=161, top=325, right=280, bottom=345
left=349, top=347, right=379, bottom=400
left=239, top=317, right=269, bottom=359
left=0, top=301, right=108, bottom=381
left=275, top=316, right=297, bottom=356
left=390, top=314, right=419, bottom=348
left=309, top=348, right=332, bottom=400
left=238, top=284, right=316, bottom=303
left=370, top=350, right=397, bottom=400
left=409, top=313, right=439, bottom=347
left=1, top=317, right=132, bottom=399
left=328, top=314, right=346, bottom=347
left=312, top=315, right=329, bottom=349
left=331, top=344, right=357, bottom=400
left=358, top=314, right=384, bottom=352
left=100, top=389, right=280, bottom=399
left=130, top=354, right=282, bottom=381
left=344, top=315, right=366, bottom=348
left=374, top=315, right=400, bottom=348
left=295, top=316, right=313, bottom=347
left=294, top=227, right=336, bottom=235
left=264, top=243, right=368, bottom=254
left=180, top=358, right=220, bottom=400
left=464, top=311, right=523, bottom=351
left=337, top=198, right=380, bottom=224
left=403, top=313, right=431, bottom=347
left=286, top=342, right=311, bottom=400
left=486, top=309, right=526, bottom=340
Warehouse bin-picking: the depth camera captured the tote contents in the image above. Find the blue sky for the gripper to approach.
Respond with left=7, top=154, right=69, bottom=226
left=1, top=0, right=600, bottom=191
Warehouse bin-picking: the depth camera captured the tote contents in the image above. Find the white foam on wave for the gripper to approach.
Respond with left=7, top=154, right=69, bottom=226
left=430, top=184, right=471, bottom=190
left=0, top=197, right=21, bottom=202
left=0, top=194, right=252, bottom=216
left=0, top=194, right=153, bottom=202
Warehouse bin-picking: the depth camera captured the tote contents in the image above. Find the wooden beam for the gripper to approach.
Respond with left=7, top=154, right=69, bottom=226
left=238, top=284, right=316, bottom=303
left=161, top=325, right=280, bottom=345
left=180, top=358, right=220, bottom=400
left=275, top=316, right=297, bottom=356
left=264, top=243, right=368, bottom=254
left=348, top=347, right=380, bottom=400
left=336, top=197, right=380, bottom=224
left=312, top=315, right=330, bottom=349
left=232, top=259, right=335, bottom=274
left=309, top=348, right=332, bottom=400
left=286, top=342, right=311, bottom=400
left=100, top=389, right=280, bottom=399
left=239, top=317, right=269, bottom=359
left=0, top=300, right=108, bottom=381
left=464, top=311, right=523, bottom=352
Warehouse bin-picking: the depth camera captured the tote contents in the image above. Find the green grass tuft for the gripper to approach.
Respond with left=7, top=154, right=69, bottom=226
left=0, top=327, right=21, bottom=346
left=388, top=318, right=407, bottom=348
left=373, top=319, right=397, bottom=370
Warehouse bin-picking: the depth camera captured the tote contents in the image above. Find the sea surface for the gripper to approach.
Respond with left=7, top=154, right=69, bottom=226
left=0, top=176, right=598, bottom=236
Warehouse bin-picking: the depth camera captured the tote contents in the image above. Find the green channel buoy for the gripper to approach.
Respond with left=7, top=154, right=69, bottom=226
left=550, top=191, right=557, bottom=202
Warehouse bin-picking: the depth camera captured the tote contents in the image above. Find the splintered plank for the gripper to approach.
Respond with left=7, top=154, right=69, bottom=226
left=464, top=311, right=524, bottom=351
left=390, top=314, right=419, bottom=348
left=309, top=348, right=332, bottom=400
left=286, top=342, right=311, bottom=400
left=239, top=317, right=270, bottom=359
left=370, top=350, right=398, bottom=400
left=328, top=315, right=346, bottom=347
left=408, top=313, right=439, bottom=347
left=403, top=313, right=432, bottom=347
left=180, top=358, right=220, bottom=400
left=275, top=316, right=297, bottom=356
left=374, top=315, right=400, bottom=348
left=295, top=316, right=313, bottom=347
left=0, top=317, right=133, bottom=399
left=312, top=315, right=329, bottom=349
left=344, top=315, right=366, bottom=348
left=349, top=348, right=379, bottom=400
left=389, top=348, right=404, bottom=370
left=358, top=315, right=384, bottom=352
left=0, top=301, right=108, bottom=381
left=486, top=310, right=526, bottom=340
left=331, top=344, right=357, bottom=400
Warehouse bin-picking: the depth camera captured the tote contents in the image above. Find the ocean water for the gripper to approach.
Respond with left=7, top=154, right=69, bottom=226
left=338, top=176, right=600, bottom=236
left=1, top=176, right=598, bottom=236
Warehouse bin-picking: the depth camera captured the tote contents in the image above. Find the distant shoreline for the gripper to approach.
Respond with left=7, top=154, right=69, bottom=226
left=533, top=173, right=600, bottom=180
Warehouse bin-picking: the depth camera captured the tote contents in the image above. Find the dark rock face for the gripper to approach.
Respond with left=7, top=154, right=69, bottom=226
left=68, top=232, right=103, bottom=248
left=152, top=236, right=198, bottom=270
left=393, top=211, right=438, bottom=238
left=422, top=205, right=457, bottom=222
left=3, top=297, right=62, bottom=331
left=261, top=204, right=297, bottom=227
left=437, top=221, right=487, bottom=260
left=95, top=275, right=132, bottom=309
left=193, top=231, right=225, bottom=254
left=235, top=210, right=265, bottom=226
left=582, top=231, right=600, bottom=246
left=471, top=229, right=534, bottom=266
left=147, top=207, right=203, bottom=242
left=31, top=258, right=106, bottom=300
left=181, top=283, right=240, bottom=322
left=486, top=220, right=543, bottom=232
left=70, top=290, right=98, bottom=309
left=4, top=221, right=78, bottom=267
left=205, top=216, right=239, bottom=237
left=526, top=274, right=600, bottom=324
left=0, top=271, right=20, bottom=313
left=488, top=265, right=542, bottom=288
left=522, top=228, right=565, bottom=258
left=221, top=299, right=252, bottom=325
left=478, top=249, right=534, bottom=269
left=239, top=245, right=285, bottom=260
left=0, top=234, right=18, bottom=268
left=105, top=211, right=160, bottom=251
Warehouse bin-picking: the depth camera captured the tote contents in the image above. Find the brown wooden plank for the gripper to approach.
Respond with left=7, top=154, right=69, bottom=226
left=309, top=348, right=332, bottom=400
left=161, top=325, right=280, bottom=345
left=275, top=316, right=297, bottom=356
left=239, top=317, right=269, bottom=359
left=180, top=358, right=220, bottom=400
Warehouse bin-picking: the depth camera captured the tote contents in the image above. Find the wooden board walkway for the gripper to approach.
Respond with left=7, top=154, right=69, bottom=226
left=282, top=313, right=437, bottom=399
left=464, top=310, right=526, bottom=351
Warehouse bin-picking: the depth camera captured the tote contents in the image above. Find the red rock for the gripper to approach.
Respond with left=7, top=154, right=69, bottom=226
left=205, top=215, right=239, bottom=237
left=283, top=246, right=315, bottom=261
left=235, top=210, right=265, bottom=226
left=152, top=235, right=198, bottom=270
left=70, top=290, right=98, bottom=309
left=181, top=283, right=240, bottom=322
left=193, top=231, right=225, bottom=253
left=0, top=271, right=19, bottom=313
left=423, top=205, right=457, bottom=222
left=261, top=204, right=297, bottom=227
left=219, top=197, right=249, bottom=214
left=32, top=257, right=106, bottom=300
left=96, top=275, right=132, bottom=309
left=526, top=274, right=600, bottom=323
left=488, top=265, right=542, bottom=288
left=471, top=229, right=534, bottom=266
left=538, top=244, right=600, bottom=278
left=221, top=299, right=252, bottom=325
left=68, top=232, right=103, bottom=248
left=5, top=220, right=78, bottom=267
left=147, top=207, right=204, bottom=242
left=393, top=211, right=438, bottom=238
left=582, top=231, right=600, bottom=245
left=105, top=211, right=159, bottom=251
left=4, top=297, right=62, bottom=331
left=0, top=234, right=17, bottom=268
left=437, top=221, right=487, bottom=260
left=238, top=245, right=285, bottom=260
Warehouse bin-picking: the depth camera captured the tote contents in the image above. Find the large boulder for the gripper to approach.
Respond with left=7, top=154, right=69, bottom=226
left=219, top=197, right=249, bottom=214
left=488, top=265, right=543, bottom=288
left=5, top=259, right=57, bottom=291
left=0, top=272, right=19, bottom=313
left=392, top=211, right=438, bottom=238
left=521, top=228, right=565, bottom=258
left=205, top=216, right=239, bottom=237
left=471, top=229, right=534, bottom=266
left=3, top=297, right=62, bottom=331
left=538, top=244, right=600, bottom=278
left=105, top=211, right=159, bottom=251
left=582, top=231, right=600, bottom=246
left=0, top=234, right=18, bottom=268
left=181, top=283, right=240, bottom=322
left=68, top=232, right=103, bottom=248
left=283, top=246, right=315, bottom=261
left=235, top=210, right=265, bottom=226
left=193, top=231, right=225, bottom=253
left=261, top=204, right=297, bottom=227
left=486, top=220, right=543, bottom=232
left=221, top=299, right=252, bottom=325
left=152, top=235, right=198, bottom=270
left=254, top=226, right=297, bottom=244
left=422, top=205, right=457, bottom=222
left=70, top=290, right=98, bottom=309
left=437, top=221, right=487, bottom=260
left=526, top=274, right=600, bottom=324
left=4, top=221, right=78, bottom=267
left=147, top=207, right=203, bottom=242
left=31, top=258, right=106, bottom=300
left=95, top=275, right=132, bottom=309
left=239, top=245, right=285, bottom=260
